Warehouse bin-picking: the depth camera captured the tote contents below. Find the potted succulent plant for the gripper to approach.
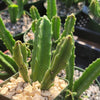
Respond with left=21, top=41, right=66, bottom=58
left=0, top=11, right=74, bottom=99
left=0, top=11, right=100, bottom=100
left=0, top=0, right=100, bottom=99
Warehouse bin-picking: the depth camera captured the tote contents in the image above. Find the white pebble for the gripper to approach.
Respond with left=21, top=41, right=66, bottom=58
left=1, top=87, right=8, bottom=95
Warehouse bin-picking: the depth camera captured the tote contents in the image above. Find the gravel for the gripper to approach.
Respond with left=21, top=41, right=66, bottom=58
left=0, top=75, right=67, bottom=100
left=56, top=0, right=100, bottom=25
left=56, top=0, right=84, bottom=16
left=0, top=10, right=32, bottom=36
left=0, top=69, right=99, bottom=100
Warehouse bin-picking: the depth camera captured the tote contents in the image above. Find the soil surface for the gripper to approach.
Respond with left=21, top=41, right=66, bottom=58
left=0, top=10, right=32, bottom=36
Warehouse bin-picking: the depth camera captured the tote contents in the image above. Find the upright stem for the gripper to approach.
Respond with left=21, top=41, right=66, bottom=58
left=41, top=36, right=73, bottom=90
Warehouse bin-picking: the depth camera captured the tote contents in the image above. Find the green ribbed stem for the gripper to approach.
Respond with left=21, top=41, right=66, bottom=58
left=61, top=14, right=76, bottom=38
left=8, top=4, right=18, bottom=23
left=31, top=16, right=52, bottom=82
left=89, top=0, right=100, bottom=17
left=17, top=0, right=23, bottom=18
left=47, top=0, right=57, bottom=20
left=31, top=20, right=37, bottom=33
left=73, top=58, right=100, bottom=98
left=0, top=51, right=17, bottom=76
left=30, top=6, right=40, bottom=20
left=0, top=17, right=15, bottom=54
left=41, top=35, right=73, bottom=90
left=52, top=16, right=61, bottom=40
left=55, top=14, right=76, bottom=43
left=13, top=41, right=30, bottom=83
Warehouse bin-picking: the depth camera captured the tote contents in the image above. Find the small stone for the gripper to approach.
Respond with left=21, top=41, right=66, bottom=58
left=26, top=96, right=33, bottom=100
left=12, top=26, right=16, bottom=29
left=16, top=77, right=24, bottom=83
left=1, top=87, right=8, bottom=95
left=60, top=84, right=66, bottom=89
left=16, top=87, right=23, bottom=94
left=10, top=77, right=16, bottom=82
left=12, top=94, right=24, bottom=100
left=41, top=90, right=51, bottom=97
left=24, top=84, right=33, bottom=95
left=33, top=94, right=44, bottom=100
left=6, top=91, right=15, bottom=98
left=23, top=83, right=28, bottom=88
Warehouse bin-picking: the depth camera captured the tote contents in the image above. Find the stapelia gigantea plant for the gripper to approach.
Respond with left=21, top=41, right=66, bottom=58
left=13, top=2, right=100, bottom=100
left=12, top=15, right=74, bottom=87
left=11, top=0, right=74, bottom=91
left=29, top=0, right=75, bottom=85
left=0, top=0, right=100, bottom=99
left=29, top=1, right=100, bottom=99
